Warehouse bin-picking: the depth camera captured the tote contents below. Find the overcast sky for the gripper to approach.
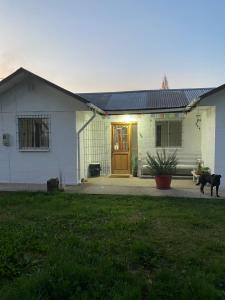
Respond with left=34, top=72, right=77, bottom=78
left=0, top=0, right=225, bottom=92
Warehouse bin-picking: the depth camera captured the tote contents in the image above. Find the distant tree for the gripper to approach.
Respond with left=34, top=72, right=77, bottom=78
left=161, top=75, right=169, bottom=89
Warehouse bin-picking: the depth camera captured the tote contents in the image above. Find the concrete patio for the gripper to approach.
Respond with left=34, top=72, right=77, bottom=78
left=0, top=177, right=224, bottom=199
left=65, top=176, right=225, bottom=198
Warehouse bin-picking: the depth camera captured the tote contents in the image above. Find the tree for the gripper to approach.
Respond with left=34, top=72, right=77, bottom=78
left=161, top=75, right=169, bottom=89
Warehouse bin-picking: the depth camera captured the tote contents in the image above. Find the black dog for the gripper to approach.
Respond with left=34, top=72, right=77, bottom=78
left=196, top=174, right=222, bottom=197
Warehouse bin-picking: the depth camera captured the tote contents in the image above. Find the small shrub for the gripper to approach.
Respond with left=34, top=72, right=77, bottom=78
left=146, top=149, right=178, bottom=176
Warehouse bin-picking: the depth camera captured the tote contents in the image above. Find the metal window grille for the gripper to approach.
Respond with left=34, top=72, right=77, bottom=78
left=80, top=117, right=110, bottom=177
left=18, top=116, right=49, bottom=150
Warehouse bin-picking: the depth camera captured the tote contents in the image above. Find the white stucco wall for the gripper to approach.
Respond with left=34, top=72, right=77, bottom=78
left=0, top=77, right=88, bottom=184
left=199, top=107, right=215, bottom=172
left=199, top=90, right=225, bottom=187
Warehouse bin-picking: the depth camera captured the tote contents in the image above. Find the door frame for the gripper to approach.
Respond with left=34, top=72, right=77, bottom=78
left=111, top=122, right=137, bottom=174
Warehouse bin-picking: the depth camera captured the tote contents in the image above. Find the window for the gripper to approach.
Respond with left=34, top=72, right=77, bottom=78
left=156, top=121, right=182, bottom=147
left=112, top=124, right=129, bottom=152
left=18, top=116, right=49, bottom=150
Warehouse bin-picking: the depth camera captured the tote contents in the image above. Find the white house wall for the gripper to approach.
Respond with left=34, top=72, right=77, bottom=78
left=199, top=90, right=225, bottom=186
left=199, top=107, right=215, bottom=172
left=0, top=77, right=88, bottom=184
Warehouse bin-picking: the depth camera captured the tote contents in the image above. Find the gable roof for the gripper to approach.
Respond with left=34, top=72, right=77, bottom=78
left=0, top=68, right=216, bottom=114
left=185, top=83, right=225, bottom=111
left=199, top=83, right=225, bottom=100
left=0, top=67, right=89, bottom=105
left=79, top=88, right=213, bottom=113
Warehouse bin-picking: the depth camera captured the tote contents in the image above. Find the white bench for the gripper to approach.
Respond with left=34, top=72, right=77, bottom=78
left=138, top=153, right=201, bottom=177
left=139, top=162, right=197, bottom=177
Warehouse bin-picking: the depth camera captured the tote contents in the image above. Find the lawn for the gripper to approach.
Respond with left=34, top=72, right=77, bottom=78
left=1, top=193, right=225, bottom=299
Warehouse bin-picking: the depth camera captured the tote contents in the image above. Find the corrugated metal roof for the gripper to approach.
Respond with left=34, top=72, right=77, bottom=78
left=79, top=88, right=213, bottom=112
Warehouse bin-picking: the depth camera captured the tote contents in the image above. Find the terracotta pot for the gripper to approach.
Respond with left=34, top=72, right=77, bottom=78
left=155, top=175, right=172, bottom=189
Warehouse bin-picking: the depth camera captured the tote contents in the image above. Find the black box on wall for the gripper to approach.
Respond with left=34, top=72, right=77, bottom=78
left=88, top=163, right=101, bottom=177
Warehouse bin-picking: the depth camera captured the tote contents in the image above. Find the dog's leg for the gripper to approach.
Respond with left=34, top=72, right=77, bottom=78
left=216, top=185, right=220, bottom=197
left=200, top=183, right=205, bottom=194
left=211, top=185, right=213, bottom=197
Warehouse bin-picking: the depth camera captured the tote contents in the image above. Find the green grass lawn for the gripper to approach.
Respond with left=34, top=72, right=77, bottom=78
left=1, top=193, right=225, bottom=299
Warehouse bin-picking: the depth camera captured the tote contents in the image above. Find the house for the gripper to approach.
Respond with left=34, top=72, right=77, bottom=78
left=0, top=68, right=223, bottom=186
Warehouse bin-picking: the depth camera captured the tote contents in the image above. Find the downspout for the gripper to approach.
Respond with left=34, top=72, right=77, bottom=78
left=77, top=109, right=97, bottom=183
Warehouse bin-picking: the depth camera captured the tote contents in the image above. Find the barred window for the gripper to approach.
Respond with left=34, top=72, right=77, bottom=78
left=18, top=116, right=49, bottom=150
left=156, top=121, right=182, bottom=147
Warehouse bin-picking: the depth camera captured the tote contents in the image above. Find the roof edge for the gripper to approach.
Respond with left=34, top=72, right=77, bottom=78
left=185, top=83, right=225, bottom=110
left=105, top=107, right=186, bottom=115
left=79, top=87, right=214, bottom=95
left=0, top=67, right=90, bottom=105
left=199, top=83, right=225, bottom=100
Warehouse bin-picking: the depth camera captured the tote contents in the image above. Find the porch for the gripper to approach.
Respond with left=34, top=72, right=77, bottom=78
left=65, top=176, right=225, bottom=198
left=77, top=107, right=214, bottom=181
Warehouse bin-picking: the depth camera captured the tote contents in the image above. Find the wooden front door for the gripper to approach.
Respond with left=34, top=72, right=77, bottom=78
left=111, top=123, right=131, bottom=174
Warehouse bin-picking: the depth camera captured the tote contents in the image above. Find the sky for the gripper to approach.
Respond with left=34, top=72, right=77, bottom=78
left=0, top=0, right=225, bottom=92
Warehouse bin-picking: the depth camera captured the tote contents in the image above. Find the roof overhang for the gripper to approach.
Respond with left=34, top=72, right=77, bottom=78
left=185, top=84, right=225, bottom=111
left=199, top=83, right=225, bottom=100
left=87, top=103, right=105, bottom=115
left=184, top=97, right=200, bottom=112
left=0, top=68, right=27, bottom=96
left=105, top=107, right=186, bottom=115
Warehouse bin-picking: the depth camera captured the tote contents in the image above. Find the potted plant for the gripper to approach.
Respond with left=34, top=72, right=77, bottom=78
left=132, top=156, right=138, bottom=177
left=201, top=167, right=210, bottom=175
left=196, top=161, right=210, bottom=176
left=146, top=149, right=178, bottom=189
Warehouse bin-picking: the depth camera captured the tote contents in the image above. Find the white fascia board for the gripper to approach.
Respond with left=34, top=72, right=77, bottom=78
left=106, top=107, right=186, bottom=115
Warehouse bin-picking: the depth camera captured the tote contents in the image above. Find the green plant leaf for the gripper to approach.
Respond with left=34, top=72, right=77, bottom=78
left=146, top=149, right=178, bottom=176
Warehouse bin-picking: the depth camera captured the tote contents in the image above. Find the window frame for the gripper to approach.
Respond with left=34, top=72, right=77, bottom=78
left=17, top=115, right=50, bottom=152
left=155, top=120, right=182, bottom=148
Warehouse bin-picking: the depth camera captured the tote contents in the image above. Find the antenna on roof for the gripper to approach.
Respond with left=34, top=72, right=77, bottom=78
left=161, top=75, right=169, bottom=89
